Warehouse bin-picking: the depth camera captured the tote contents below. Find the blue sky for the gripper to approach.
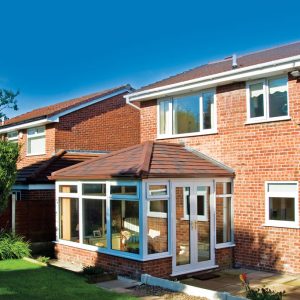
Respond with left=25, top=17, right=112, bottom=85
left=1, top=0, right=300, bottom=118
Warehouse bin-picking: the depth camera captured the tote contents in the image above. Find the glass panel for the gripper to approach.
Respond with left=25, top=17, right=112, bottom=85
left=176, top=187, right=190, bottom=266
left=111, top=200, right=140, bottom=254
left=226, top=182, right=232, bottom=194
left=149, top=200, right=168, bottom=213
left=268, top=78, right=288, bottom=118
left=196, top=186, right=210, bottom=262
left=202, top=92, right=214, bottom=130
left=268, top=183, right=297, bottom=194
left=148, top=184, right=168, bottom=197
left=59, top=198, right=79, bottom=242
left=28, top=136, right=45, bottom=154
left=7, top=131, right=18, bottom=140
left=173, top=95, right=200, bottom=134
left=216, top=197, right=232, bottom=244
left=110, top=185, right=137, bottom=196
left=159, top=100, right=169, bottom=135
left=59, top=185, right=78, bottom=193
left=197, top=186, right=206, bottom=216
left=82, top=184, right=106, bottom=196
left=249, top=83, right=264, bottom=118
left=216, top=182, right=232, bottom=195
left=83, top=199, right=106, bottom=247
left=148, top=200, right=168, bottom=254
left=269, top=197, right=295, bottom=221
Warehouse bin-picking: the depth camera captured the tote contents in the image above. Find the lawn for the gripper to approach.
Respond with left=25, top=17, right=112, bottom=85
left=0, top=259, right=137, bottom=300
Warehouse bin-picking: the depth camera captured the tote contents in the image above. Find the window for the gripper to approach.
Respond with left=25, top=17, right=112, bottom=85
left=147, top=199, right=168, bottom=254
left=59, top=185, right=78, bottom=193
left=147, top=183, right=169, bottom=198
left=27, top=126, right=45, bottom=155
left=83, top=198, right=106, bottom=247
left=247, top=76, right=288, bottom=122
left=7, top=131, right=18, bottom=143
left=110, top=185, right=137, bottom=197
left=265, top=182, right=298, bottom=228
left=111, top=200, right=140, bottom=254
left=83, top=184, right=106, bottom=196
left=59, top=198, right=79, bottom=242
left=216, top=181, right=233, bottom=246
left=158, top=90, right=216, bottom=137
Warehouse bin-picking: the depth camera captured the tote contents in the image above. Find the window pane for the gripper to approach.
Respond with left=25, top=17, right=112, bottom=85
left=159, top=101, right=169, bottom=135
left=269, top=197, right=295, bottom=221
left=82, top=184, right=106, bottom=196
left=202, top=92, right=214, bottom=130
left=173, top=95, right=200, bottom=134
left=28, top=136, right=45, bottom=154
left=148, top=184, right=168, bottom=197
left=83, top=199, right=106, bottom=247
left=216, top=182, right=232, bottom=195
left=111, top=185, right=137, bottom=196
left=59, top=185, right=78, bottom=193
left=7, top=131, right=18, bottom=141
left=111, top=200, right=139, bottom=254
left=148, top=200, right=168, bottom=254
left=59, top=198, right=79, bottom=242
left=216, top=197, right=232, bottom=244
left=268, top=183, right=297, bottom=193
left=249, top=83, right=264, bottom=118
left=197, top=186, right=207, bottom=216
left=268, top=78, right=288, bottom=118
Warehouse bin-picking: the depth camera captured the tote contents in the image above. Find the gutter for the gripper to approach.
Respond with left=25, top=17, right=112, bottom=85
left=126, top=54, right=300, bottom=102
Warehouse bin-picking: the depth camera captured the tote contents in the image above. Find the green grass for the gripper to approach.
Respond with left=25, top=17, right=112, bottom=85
left=0, top=259, right=137, bottom=300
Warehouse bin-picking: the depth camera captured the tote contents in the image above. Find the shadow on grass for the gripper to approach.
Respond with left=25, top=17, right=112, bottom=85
left=0, top=259, right=136, bottom=300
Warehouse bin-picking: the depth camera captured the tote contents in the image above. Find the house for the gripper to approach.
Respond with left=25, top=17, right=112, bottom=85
left=0, top=84, right=140, bottom=247
left=51, top=41, right=300, bottom=278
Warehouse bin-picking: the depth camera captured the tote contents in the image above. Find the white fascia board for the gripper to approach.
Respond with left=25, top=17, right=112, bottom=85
left=48, top=88, right=131, bottom=122
left=126, top=55, right=300, bottom=102
left=12, top=184, right=55, bottom=190
left=0, top=119, right=54, bottom=134
left=1, top=87, right=131, bottom=134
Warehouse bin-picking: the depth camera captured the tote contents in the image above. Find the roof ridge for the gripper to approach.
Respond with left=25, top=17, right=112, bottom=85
left=137, top=141, right=154, bottom=176
left=28, top=149, right=66, bottom=181
left=51, top=143, right=144, bottom=178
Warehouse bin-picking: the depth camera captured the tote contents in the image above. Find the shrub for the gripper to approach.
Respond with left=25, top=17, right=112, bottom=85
left=0, top=232, right=30, bottom=260
left=240, top=273, right=285, bottom=300
left=36, top=256, right=50, bottom=264
left=82, top=265, right=105, bottom=276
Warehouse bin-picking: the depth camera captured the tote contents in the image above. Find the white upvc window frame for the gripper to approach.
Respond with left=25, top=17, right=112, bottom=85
left=157, top=89, right=217, bottom=139
left=246, top=75, right=290, bottom=124
left=264, top=181, right=299, bottom=229
left=27, top=126, right=46, bottom=156
left=7, top=131, right=19, bottom=143
left=215, top=178, right=235, bottom=249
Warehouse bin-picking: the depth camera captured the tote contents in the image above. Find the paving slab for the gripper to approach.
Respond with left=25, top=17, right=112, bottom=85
left=96, top=276, right=140, bottom=291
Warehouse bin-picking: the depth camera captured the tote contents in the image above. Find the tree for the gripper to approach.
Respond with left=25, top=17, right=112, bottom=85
left=0, top=140, right=19, bottom=213
left=0, top=89, right=19, bottom=120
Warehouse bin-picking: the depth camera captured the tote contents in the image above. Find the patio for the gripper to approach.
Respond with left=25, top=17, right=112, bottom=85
left=181, top=268, right=300, bottom=300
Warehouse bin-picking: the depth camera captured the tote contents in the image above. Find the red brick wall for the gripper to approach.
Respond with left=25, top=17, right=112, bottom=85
left=15, top=190, right=55, bottom=242
left=139, top=76, right=300, bottom=273
left=55, top=93, right=140, bottom=152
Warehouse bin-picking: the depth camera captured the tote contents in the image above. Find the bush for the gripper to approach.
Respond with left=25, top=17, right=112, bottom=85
left=240, top=273, right=285, bottom=300
left=82, top=265, right=105, bottom=276
left=0, top=232, right=30, bottom=260
left=36, top=256, right=50, bottom=264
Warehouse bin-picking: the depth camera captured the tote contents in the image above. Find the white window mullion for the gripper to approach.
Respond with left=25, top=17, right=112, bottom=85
left=264, top=79, right=269, bottom=120
left=199, top=94, right=203, bottom=132
left=78, top=183, right=83, bottom=244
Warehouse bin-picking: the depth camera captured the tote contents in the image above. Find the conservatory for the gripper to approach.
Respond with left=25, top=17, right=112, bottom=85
left=52, top=141, right=234, bottom=277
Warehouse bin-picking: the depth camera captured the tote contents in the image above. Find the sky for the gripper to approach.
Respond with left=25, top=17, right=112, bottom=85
left=1, top=0, right=300, bottom=118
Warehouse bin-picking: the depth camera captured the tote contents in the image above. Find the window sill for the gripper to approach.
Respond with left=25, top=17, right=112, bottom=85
left=215, top=243, right=236, bottom=249
left=245, top=116, right=291, bottom=125
left=157, top=130, right=218, bottom=140
left=262, top=223, right=300, bottom=229
left=26, top=153, right=46, bottom=157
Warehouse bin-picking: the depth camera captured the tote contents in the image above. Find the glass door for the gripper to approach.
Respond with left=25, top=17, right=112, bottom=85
left=172, top=181, right=214, bottom=275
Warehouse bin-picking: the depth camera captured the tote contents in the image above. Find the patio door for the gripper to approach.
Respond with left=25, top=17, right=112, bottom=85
left=172, top=181, right=215, bottom=275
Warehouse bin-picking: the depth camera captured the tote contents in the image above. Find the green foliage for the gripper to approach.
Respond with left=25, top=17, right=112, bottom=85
left=0, top=89, right=19, bottom=119
left=0, top=140, right=19, bottom=213
left=0, top=232, right=31, bottom=260
left=36, top=256, right=50, bottom=264
left=245, top=286, right=285, bottom=300
left=82, top=265, right=105, bottom=275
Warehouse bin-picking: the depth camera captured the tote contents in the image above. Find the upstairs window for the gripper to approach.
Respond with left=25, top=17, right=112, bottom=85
left=7, top=131, right=18, bottom=143
left=27, top=126, right=45, bottom=155
left=247, top=76, right=288, bottom=123
left=158, top=90, right=216, bottom=137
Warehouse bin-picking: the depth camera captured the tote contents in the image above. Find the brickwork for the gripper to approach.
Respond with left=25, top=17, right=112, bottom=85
left=139, top=76, right=300, bottom=273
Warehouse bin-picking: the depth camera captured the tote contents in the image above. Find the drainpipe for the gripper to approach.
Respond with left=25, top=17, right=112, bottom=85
left=124, top=95, right=141, bottom=111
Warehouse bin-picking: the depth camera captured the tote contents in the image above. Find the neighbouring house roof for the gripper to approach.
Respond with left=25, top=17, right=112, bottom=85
left=16, top=150, right=103, bottom=184
left=127, top=41, right=300, bottom=100
left=1, top=84, right=133, bottom=130
left=51, top=141, right=234, bottom=180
